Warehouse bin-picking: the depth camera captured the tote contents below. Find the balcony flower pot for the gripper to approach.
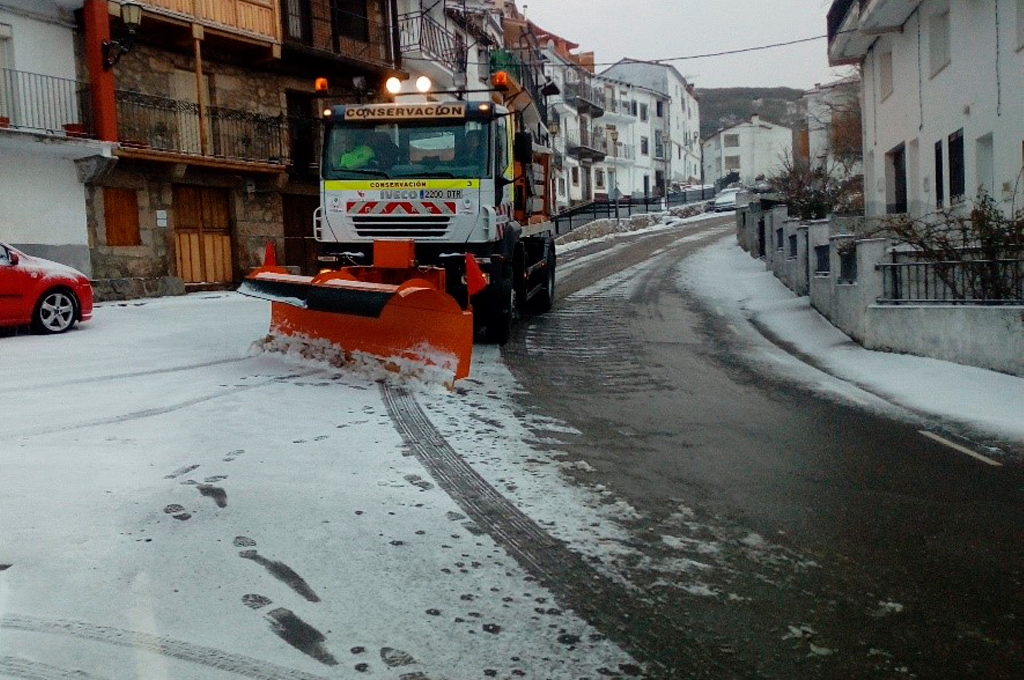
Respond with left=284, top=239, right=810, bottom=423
left=63, top=123, right=87, bottom=138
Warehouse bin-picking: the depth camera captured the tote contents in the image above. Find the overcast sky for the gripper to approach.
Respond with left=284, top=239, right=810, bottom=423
left=521, top=0, right=844, bottom=90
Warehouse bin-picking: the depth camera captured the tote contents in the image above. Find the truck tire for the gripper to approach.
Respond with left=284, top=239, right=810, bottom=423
left=484, top=270, right=515, bottom=345
left=528, top=248, right=556, bottom=313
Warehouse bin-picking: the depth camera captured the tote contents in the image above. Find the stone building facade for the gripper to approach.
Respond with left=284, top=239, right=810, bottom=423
left=74, top=0, right=398, bottom=300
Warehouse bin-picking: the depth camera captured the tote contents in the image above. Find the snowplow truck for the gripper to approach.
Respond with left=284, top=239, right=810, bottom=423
left=240, top=78, right=557, bottom=382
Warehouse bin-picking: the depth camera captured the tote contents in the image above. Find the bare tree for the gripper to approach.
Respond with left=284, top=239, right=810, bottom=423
left=768, top=151, right=863, bottom=220
left=864, top=192, right=1024, bottom=302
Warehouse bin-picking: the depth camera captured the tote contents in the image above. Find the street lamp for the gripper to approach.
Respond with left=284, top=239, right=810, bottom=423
left=103, top=1, right=143, bottom=69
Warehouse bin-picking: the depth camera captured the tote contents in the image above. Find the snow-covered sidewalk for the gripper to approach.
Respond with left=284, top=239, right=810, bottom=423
left=680, top=237, right=1024, bottom=451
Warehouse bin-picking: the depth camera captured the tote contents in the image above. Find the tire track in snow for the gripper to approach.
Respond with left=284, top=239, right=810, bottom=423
left=1, top=371, right=319, bottom=440
left=21, top=356, right=254, bottom=392
left=383, top=384, right=702, bottom=678
left=0, top=616, right=332, bottom=680
left=0, top=655, right=109, bottom=680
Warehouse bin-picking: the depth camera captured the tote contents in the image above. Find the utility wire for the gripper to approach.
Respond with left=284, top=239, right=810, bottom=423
left=399, top=32, right=836, bottom=69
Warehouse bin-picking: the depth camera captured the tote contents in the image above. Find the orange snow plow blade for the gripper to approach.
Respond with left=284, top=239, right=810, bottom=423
left=239, top=241, right=473, bottom=381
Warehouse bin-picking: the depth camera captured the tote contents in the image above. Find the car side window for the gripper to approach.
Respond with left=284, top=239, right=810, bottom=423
left=0, top=246, right=10, bottom=266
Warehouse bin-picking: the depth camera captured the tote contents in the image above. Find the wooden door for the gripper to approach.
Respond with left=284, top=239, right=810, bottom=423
left=174, top=186, right=233, bottom=284
left=283, top=193, right=320, bottom=275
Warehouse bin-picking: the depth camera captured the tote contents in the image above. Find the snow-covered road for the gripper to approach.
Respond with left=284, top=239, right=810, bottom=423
left=3, top=212, right=1020, bottom=678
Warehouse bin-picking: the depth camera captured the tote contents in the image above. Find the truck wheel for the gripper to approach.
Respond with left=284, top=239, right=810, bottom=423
left=484, top=273, right=515, bottom=345
left=528, top=249, right=556, bottom=313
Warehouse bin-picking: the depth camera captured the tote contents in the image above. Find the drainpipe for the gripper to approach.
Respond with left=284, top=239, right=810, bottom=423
left=83, top=0, right=118, bottom=142
left=390, top=0, right=403, bottom=70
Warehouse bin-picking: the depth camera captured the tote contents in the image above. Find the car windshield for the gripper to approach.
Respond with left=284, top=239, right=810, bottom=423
left=323, top=120, right=490, bottom=180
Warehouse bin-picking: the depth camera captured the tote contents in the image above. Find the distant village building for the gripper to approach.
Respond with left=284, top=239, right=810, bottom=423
left=827, top=0, right=1024, bottom=217
left=703, top=115, right=792, bottom=187
left=599, top=60, right=702, bottom=192
left=802, top=76, right=861, bottom=174
left=536, top=28, right=605, bottom=210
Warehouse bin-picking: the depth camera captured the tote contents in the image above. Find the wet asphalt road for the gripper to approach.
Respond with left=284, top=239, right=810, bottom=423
left=506, top=217, right=1024, bottom=679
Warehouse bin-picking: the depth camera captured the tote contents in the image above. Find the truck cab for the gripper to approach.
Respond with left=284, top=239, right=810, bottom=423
left=315, top=100, right=555, bottom=343
left=317, top=101, right=514, bottom=267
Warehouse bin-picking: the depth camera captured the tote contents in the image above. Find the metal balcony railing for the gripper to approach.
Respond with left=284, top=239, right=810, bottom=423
left=563, top=81, right=604, bottom=117
left=115, top=90, right=285, bottom=164
left=565, top=127, right=606, bottom=160
left=0, top=68, right=93, bottom=138
left=602, top=96, right=633, bottom=117
left=282, top=0, right=395, bottom=68
left=605, top=142, right=635, bottom=161
left=399, top=12, right=466, bottom=74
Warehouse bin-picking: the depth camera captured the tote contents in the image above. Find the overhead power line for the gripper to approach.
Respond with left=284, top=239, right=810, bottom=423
left=399, top=32, right=832, bottom=70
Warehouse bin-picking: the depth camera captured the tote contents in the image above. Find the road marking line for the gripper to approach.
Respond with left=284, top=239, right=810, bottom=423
left=918, top=430, right=1002, bottom=467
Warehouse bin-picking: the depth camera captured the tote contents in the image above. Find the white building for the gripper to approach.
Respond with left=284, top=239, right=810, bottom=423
left=536, top=29, right=605, bottom=210
left=703, top=115, right=793, bottom=187
left=828, top=0, right=1024, bottom=217
left=591, top=76, right=669, bottom=199
left=599, top=59, right=702, bottom=190
left=397, top=0, right=498, bottom=96
left=0, top=0, right=115, bottom=276
left=803, top=75, right=861, bottom=173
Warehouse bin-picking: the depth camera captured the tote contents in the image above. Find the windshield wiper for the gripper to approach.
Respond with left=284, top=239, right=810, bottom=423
left=332, top=168, right=389, bottom=178
left=391, top=171, right=457, bottom=179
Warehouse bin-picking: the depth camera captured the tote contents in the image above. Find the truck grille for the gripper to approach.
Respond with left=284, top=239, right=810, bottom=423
left=351, top=215, right=451, bottom=238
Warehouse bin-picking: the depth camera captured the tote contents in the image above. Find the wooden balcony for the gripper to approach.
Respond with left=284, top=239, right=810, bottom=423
left=137, top=0, right=281, bottom=45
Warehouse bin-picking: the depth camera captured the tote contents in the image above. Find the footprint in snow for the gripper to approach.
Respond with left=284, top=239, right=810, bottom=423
left=164, top=464, right=199, bottom=479
left=265, top=607, right=337, bottom=666
left=380, top=647, right=416, bottom=667
left=163, top=504, right=191, bottom=521
left=242, top=593, right=272, bottom=610
left=197, top=484, right=227, bottom=508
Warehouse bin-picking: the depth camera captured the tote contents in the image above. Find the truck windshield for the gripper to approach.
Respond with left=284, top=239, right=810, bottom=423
left=323, top=120, right=491, bottom=180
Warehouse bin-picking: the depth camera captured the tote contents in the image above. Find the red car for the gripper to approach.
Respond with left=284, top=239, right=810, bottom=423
left=0, top=241, right=93, bottom=334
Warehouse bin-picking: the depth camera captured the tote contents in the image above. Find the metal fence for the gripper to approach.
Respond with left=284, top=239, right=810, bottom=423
left=552, top=189, right=714, bottom=235
left=0, top=67, right=92, bottom=137
left=115, top=90, right=285, bottom=163
left=877, top=258, right=1024, bottom=305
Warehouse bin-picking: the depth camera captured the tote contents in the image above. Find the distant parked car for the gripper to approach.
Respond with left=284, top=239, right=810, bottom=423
left=712, top=188, right=753, bottom=212
left=712, top=189, right=741, bottom=212
left=0, top=242, right=93, bottom=334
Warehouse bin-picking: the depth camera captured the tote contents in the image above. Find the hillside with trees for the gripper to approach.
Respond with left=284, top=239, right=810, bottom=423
left=696, top=87, right=805, bottom=139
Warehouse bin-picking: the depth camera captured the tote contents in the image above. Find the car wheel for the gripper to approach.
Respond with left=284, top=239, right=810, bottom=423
left=32, top=289, right=78, bottom=334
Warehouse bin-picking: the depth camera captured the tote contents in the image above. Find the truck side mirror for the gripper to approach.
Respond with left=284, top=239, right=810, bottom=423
left=495, top=174, right=512, bottom=206
left=513, top=132, right=533, bottom=164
